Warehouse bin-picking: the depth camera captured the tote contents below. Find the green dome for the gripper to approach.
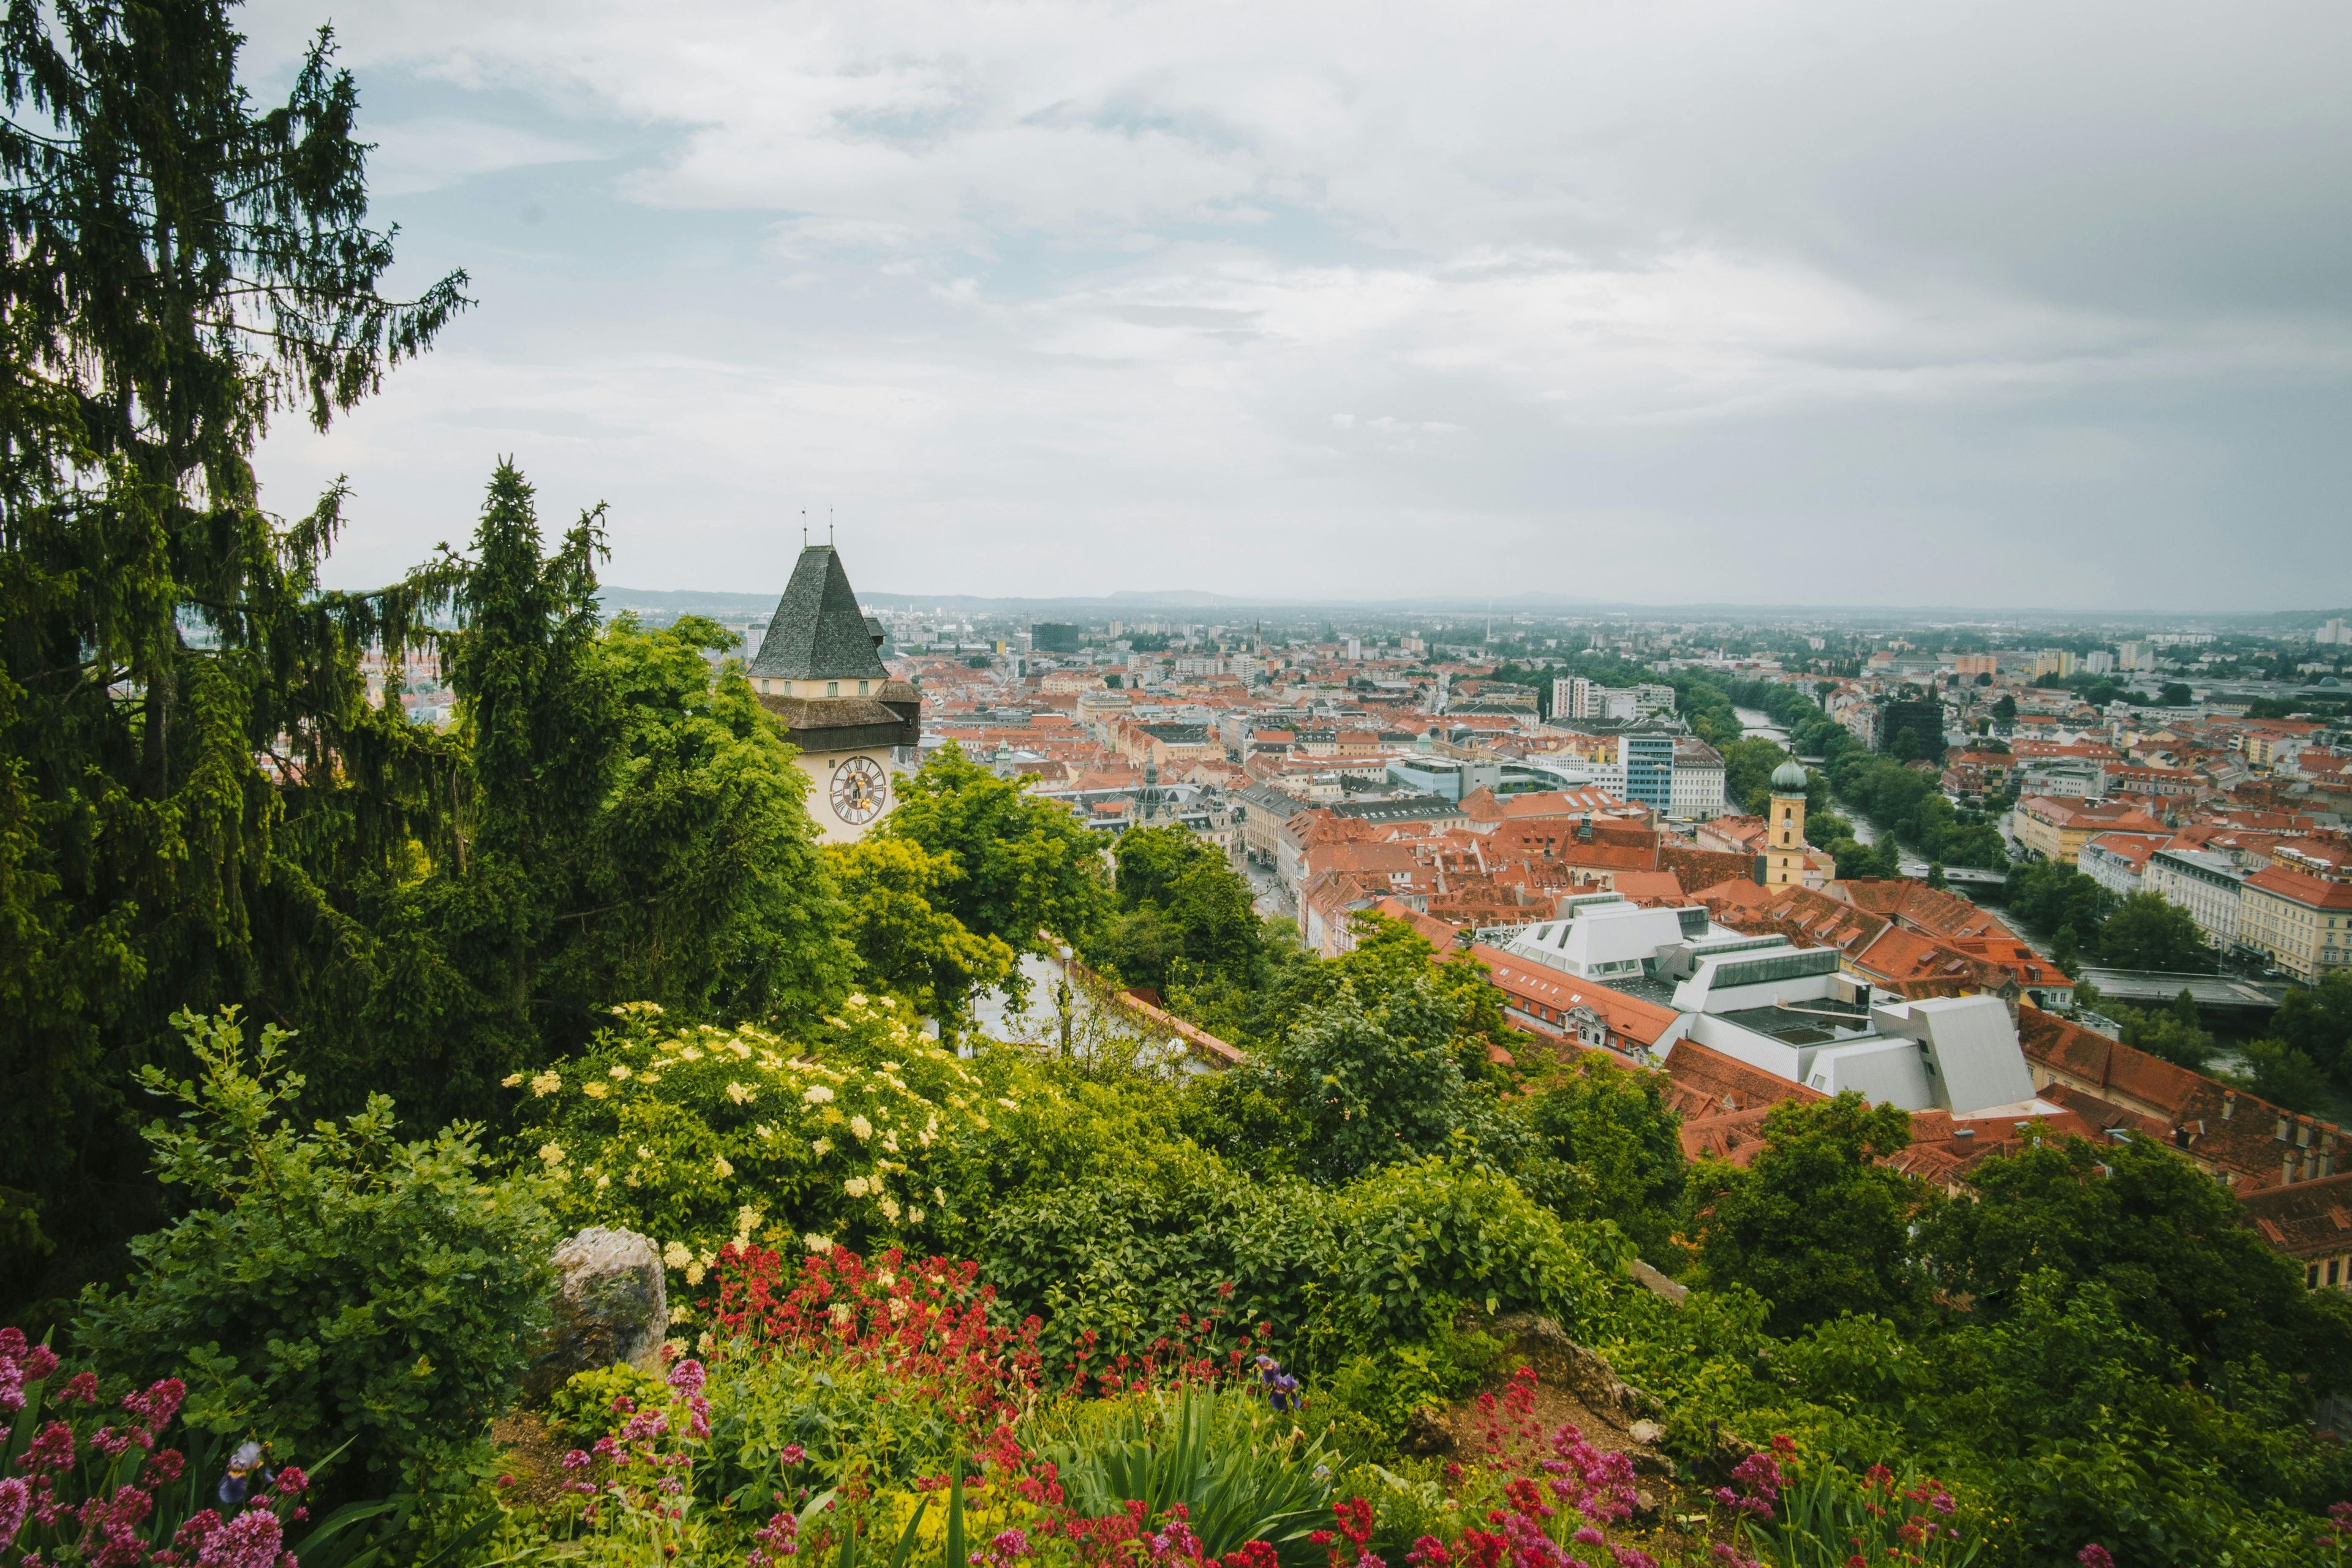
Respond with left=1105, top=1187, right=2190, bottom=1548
left=1771, top=759, right=1811, bottom=793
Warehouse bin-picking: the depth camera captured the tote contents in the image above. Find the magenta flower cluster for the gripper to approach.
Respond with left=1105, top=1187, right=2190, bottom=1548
left=2, top=1325, right=314, bottom=1568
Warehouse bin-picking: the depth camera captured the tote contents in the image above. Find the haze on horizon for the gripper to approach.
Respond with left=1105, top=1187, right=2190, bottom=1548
left=239, top=0, right=2352, bottom=613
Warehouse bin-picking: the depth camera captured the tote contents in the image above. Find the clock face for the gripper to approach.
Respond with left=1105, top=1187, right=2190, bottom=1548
left=831, top=756, right=888, bottom=825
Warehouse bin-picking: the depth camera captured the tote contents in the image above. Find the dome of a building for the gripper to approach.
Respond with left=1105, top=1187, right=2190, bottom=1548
left=1771, top=758, right=1811, bottom=792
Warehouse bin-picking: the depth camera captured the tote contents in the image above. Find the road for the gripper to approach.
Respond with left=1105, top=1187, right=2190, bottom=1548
left=1243, top=857, right=1293, bottom=920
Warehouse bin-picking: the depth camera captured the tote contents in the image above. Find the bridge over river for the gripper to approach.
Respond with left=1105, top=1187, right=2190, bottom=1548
left=2075, top=967, right=2293, bottom=1017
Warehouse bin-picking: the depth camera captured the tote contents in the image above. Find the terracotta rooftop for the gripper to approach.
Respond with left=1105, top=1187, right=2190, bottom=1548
left=2016, top=1006, right=2333, bottom=1190
left=1828, top=880, right=2017, bottom=943
left=1892, top=1105, right=2105, bottom=1188
left=2245, top=864, right=2352, bottom=911
left=1663, top=1038, right=1825, bottom=1124
left=2239, top=1173, right=2352, bottom=1261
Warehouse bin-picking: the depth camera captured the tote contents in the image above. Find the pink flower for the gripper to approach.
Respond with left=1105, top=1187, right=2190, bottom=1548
left=562, top=1450, right=592, bottom=1471
left=668, top=1359, right=707, bottom=1396
left=125, top=1378, right=187, bottom=1435
left=173, top=1510, right=224, bottom=1553
left=21, top=1420, right=76, bottom=1474
left=194, top=1507, right=284, bottom=1568
left=2076, top=1548, right=2114, bottom=1568
left=749, top=1509, right=802, bottom=1567
left=272, top=1466, right=307, bottom=1496
left=781, top=1444, right=807, bottom=1466
left=0, top=1476, right=31, bottom=1554
left=59, top=1372, right=101, bottom=1406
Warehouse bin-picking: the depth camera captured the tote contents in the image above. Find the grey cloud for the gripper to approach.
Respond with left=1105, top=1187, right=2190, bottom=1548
left=238, top=0, right=2352, bottom=609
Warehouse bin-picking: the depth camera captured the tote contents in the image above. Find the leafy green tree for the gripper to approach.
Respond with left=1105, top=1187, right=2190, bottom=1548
left=2271, top=972, right=2352, bottom=1086
left=881, top=744, right=1108, bottom=980
left=1094, top=903, right=1186, bottom=994
left=1526, top=1056, right=1686, bottom=1258
left=1, top=7, right=465, bottom=1297
left=2159, top=682, right=2194, bottom=707
left=826, top=835, right=1016, bottom=1028
left=557, top=613, right=853, bottom=1022
left=1105, top=826, right=1264, bottom=991
left=1991, top=694, right=2018, bottom=723
left=2113, top=992, right=2217, bottom=1071
left=74, top=1009, right=554, bottom=1504
left=2097, top=893, right=2215, bottom=973
left=2226, top=1038, right=2331, bottom=1114
left=1720, top=737, right=1791, bottom=813
left=2003, top=859, right=2114, bottom=947
left=1921, top=1132, right=2352, bottom=1391
left=273, top=472, right=854, bottom=1131
left=1684, top=1093, right=1937, bottom=1335
left=1266, top=973, right=1479, bottom=1184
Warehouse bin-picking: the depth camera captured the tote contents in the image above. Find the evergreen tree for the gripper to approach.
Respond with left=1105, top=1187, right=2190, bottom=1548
left=1, top=4, right=467, bottom=1297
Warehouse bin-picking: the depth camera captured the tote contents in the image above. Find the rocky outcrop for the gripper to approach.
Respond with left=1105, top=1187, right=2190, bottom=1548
left=1408, top=1313, right=1674, bottom=1484
left=524, top=1226, right=668, bottom=1404
left=1487, top=1312, right=1661, bottom=1427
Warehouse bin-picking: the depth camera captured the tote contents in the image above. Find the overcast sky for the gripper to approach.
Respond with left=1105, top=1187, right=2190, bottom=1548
left=239, top=1, right=2352, bottom=611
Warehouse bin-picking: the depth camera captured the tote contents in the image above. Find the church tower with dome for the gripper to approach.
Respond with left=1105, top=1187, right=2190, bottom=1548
left=745, top=543, right=919, bottom=843
left=1762, top=758, right=1811, bottom=886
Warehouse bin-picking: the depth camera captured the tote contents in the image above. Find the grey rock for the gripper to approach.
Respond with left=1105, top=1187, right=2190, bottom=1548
left=1487, top=1313, right=1656, bottom=1421
left=524, top=1226, right=669, bottom=1404
left=1629, top=1259, right=1687, bottom=1306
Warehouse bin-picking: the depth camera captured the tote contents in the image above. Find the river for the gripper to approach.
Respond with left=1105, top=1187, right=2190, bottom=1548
left=1733, top=706, right=1789, bottom=745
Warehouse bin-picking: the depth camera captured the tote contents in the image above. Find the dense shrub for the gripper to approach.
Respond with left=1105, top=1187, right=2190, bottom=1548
left=72, top=1009, right=555, bottom=1498
left=982, top=1154, right=1621, bottom=1378
left=516, top=997, right=1193, bottom=1308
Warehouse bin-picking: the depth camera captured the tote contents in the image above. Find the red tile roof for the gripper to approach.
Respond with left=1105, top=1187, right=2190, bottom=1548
left=2245, top=864, right=2352, bottom=911
left=2016, top=1006, right=2332, bottom=1189
left=2239, top=1174, right=2352, bottom=1261
left=1829, top=880, right=2017, bottom=942
left=1469, top=944, right=1681, bottom=1052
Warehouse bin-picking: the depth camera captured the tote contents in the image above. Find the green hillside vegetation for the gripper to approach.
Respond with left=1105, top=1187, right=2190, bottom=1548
left=9, top=12, right=2352, bottom=1568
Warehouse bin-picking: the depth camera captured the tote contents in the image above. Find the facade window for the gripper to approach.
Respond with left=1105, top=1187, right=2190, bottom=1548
left=2312, top=1264, right=2323, bottom=1289
left=859, top=680, right=869, bottom=695
left=827, top=680, right=840, bottom=696
left=2334, top=1260, right=2343, bottom=1287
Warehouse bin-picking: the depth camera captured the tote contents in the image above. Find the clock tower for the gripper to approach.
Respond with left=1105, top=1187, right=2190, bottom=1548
left=746, top=543, right=920, bottom=843
left=1761, top=758, right=1811, bottom=887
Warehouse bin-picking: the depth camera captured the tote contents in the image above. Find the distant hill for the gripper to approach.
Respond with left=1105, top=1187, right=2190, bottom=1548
left=598, top=585, right=2352, bottom=623
left=598, top=587, right=782, bottom=616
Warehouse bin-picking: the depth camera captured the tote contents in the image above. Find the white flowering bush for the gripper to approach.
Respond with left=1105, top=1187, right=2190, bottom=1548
left=513, top=995, right=1088, bottom=1310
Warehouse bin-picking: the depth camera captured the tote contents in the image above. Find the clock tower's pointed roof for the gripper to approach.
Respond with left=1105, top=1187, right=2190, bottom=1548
left=748, top=544, right=890, bottom=683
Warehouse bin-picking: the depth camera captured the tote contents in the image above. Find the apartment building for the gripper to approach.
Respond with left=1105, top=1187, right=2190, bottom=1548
left=2014, top=796, right=2167, bottom=864
left=2144, top=846, right=2245, bottom=949
left=2241, top=866, right=2352, bottom=983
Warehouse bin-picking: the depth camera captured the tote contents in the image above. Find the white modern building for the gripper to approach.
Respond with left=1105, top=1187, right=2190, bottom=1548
left=1499, top=895, right=2052, bottom=1118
